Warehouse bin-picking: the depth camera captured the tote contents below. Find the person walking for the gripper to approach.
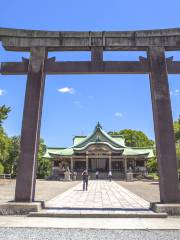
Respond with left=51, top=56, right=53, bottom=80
left=82, top=169, right=89, bottom=191
left=95, top=170, right=99, bottom=180
left=108, top=170, right=112, bottom=181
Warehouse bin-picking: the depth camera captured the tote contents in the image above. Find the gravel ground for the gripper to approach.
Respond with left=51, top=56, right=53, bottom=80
left=0, top=228, right=180, bottom=240
left=0, top=180, right=80, bottom=203
left=117, top=180, right=160, bottom=203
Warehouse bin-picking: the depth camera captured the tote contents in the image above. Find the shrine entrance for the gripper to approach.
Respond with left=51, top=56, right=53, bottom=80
left=0, top=27, right=180, bottom=203
left=89, top=158, right=108, bottom=171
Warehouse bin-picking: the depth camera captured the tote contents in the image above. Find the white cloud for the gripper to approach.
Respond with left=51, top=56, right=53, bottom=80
left=170, top=89, right=180, bottom=97
left=0, top=89, right=6, bottom=96
left=57, top=87, right=75, bottom=94
left=115, top=112, right=123, bottom=117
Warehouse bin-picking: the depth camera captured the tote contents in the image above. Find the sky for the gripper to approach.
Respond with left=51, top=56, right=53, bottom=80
left=0, top=0, right=180, bottom=147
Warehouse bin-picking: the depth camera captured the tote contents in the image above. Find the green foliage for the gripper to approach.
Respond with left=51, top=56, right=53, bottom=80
left=109, top=129, right=154, bottom=147
left=5, top=136, right=20, bottom=176
left=0, top=105, right=11, bottom=166
left=146, top=158, right=158, bottom=173
left=37, top=139, right=51, bottom=178
left=0, top=105, right=11, bottom=126
left=0, top=162, right=4, bottom=174
left=147, top=172, right=159, bottom=180
left=174, top=119, right=180, bottom=142
left=0, top=127, right=10, bottom=164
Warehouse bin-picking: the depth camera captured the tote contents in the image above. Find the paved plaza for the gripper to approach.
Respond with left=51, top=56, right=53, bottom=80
left=29, top=180, right=166, bottom=217
left=46, top=180, right=150, bottom=210
left=0, top=180, right=79, bottom=203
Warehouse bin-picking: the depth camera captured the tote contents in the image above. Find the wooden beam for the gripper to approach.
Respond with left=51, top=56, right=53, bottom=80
left=1, top=60, right=180, bottom=75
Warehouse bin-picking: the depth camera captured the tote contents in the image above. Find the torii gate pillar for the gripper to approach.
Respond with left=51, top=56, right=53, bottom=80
left=148, top=46, right=180, bottom=203
left=15, top=47, right=47, bottom=202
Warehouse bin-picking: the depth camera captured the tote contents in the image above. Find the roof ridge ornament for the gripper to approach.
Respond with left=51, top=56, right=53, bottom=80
left=96, top=122, right=102, bottom=129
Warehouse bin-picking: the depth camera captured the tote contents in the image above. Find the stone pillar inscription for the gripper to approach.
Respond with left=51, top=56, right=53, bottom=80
left=15, top=47, right=47, bottom=202
left=148, top=46, right=180, bottom=203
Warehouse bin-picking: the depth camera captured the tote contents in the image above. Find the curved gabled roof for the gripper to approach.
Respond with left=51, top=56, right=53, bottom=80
left=74, top=142, right=124, bottom=152
left=73, top=122, right=126, bottom=149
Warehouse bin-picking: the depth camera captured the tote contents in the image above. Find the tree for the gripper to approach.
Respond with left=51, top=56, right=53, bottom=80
left=5, top=136, right=20, bottom=176
left=4, top=136, right=49, bottom=178
left=109, top=129, right=154, bottom=147
left=0, top=162, right=4, bottom=174
left=174, top=117, right=180, bottom=142
left=0, top=127, right=10, bottom=167
left=146, top=158, right=158, bottom=173
left=0, top=105, right=11, bottom=126
left=0, top=105, right=11, bottom=170
left=37, top=139, right=51, bottom=178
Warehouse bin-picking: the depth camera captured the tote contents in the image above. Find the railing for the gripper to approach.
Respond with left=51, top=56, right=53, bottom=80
left=0, top=174, right=11, bottom=179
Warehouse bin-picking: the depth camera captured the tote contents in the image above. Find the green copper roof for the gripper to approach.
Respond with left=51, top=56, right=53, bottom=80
left=43, top=148, right=63, bottom=158
left=49, top=148, right=74, bottom=157
left=73, top=142, right=124, bottom=151
left=73, top=136, right=86, bottom=145
left=73, top=123, right=126, bottom=149
left=43, top=123, right=154, bottom=159
left=123, top=148, right=154, bottom=158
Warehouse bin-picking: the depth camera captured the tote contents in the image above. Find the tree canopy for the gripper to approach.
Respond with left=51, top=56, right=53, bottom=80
left=0, top=105, right=11, bottom=126
left=109, top=129, right=154, bottom=147
left=174, top=117, right=180, bottom=142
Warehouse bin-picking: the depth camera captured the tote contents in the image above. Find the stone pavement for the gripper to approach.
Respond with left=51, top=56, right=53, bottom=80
left=0, top=216, right=180, bottom=229
left=30, top=180, right=166, bottom=217
left=46, top=180, right=149, bottom=209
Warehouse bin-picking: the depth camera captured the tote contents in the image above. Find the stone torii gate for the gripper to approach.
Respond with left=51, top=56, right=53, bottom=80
left=0, top=28, right=180, bottom=204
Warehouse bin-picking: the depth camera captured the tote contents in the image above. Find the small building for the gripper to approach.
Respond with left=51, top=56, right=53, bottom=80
left=44, top=123, right=154, bottom=179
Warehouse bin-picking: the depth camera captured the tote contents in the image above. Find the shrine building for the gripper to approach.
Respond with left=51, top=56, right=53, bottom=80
left=44, top=123, right=154, bottom=179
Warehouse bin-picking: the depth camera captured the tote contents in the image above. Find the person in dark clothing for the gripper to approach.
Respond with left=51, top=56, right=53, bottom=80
left=82, top=169, right=89, bottom=191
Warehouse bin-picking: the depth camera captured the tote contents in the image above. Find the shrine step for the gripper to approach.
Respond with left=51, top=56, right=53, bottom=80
left=28, top=209, right=167, bottom=218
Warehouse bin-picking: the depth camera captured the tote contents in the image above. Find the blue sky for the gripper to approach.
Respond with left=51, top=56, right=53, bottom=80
left=0, top=0, right=180, bottom=147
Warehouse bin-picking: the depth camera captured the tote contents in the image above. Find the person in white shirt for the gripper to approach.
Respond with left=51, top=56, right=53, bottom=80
left=108, top=171, right=112, bottom=181
left=95, top=170, right=99, bottom=180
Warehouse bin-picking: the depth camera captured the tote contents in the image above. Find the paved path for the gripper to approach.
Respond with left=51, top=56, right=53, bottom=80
left=0, top=216, right=180, bottom=229
left=29, top=180, right=166, bottom=217
left=46, top=180, right=150, bottom=210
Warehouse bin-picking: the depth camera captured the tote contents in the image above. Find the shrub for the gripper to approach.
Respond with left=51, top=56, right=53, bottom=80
left=146, top=158, right=158, bottom=173
left=0, top=163, right=4, bottom=174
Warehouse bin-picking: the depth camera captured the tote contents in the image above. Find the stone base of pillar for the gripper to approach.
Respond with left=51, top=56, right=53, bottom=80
left=64, top=171, right=71, bottom=181
left=150, top=202, right=180, bottom=216
left=126, top=172, right=133, bottom=181
left=0, top=201, right=43, bottom=215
